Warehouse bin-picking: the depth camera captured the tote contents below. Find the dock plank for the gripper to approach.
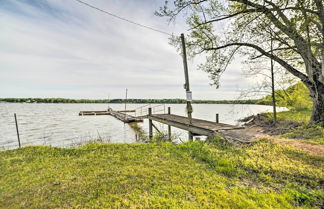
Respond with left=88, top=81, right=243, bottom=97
left=109, top=110, right=143, bottom=123
left=79, top=109, right=143, bottom=123
left=79, top=111, right=110, bottom=116
left=148, top=114, right=242, bottom=136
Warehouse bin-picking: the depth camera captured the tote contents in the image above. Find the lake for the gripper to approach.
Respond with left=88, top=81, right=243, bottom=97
left=0, top=103, right=286, bottom=149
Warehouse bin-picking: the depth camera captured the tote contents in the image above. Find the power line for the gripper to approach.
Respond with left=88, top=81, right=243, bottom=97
left=74, top=0, right=173, bottom=36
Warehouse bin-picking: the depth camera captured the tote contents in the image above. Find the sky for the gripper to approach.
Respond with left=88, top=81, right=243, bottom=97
left=0, top=0, right=257, bottom=100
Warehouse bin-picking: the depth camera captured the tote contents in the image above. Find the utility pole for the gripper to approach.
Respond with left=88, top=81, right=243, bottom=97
left=180, top=33, right=193, bottom=140
left=270, top=32, right=277, bottom=125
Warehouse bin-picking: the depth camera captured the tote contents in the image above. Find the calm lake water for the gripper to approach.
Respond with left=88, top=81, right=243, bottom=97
left=0, top=103, right=286, bottom=149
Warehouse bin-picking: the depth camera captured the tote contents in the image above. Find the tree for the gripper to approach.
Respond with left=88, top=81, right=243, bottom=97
left=157, top=0, right=324, bottom=125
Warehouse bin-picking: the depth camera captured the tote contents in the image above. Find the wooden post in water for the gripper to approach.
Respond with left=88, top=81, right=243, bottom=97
left=124, top=88, right=128, bottom=111
left=216, top=114, right=219, bottom=123
left=180, top=33, right=193, bottom=140
left=124, top=88, right=128, bottom=121
left=14, top=113, right=21, bottom=148
left=168, top=107, right=171, bottom=141
left=148, top=108, right=153, bottom=140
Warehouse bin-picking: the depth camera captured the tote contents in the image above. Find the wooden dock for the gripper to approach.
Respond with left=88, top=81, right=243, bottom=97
left=79, top=109, right=143, bottom=123
left=109, top=110, right=143, bottom=123
left=147, top=113, right=243, bottom=137
left=79, top=110, right=110, bottom=116
left=79, top=106, right=244, bottom=141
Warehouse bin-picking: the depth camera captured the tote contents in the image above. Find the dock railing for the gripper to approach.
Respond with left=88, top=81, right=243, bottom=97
left=135, top=104, right=166, bottom=117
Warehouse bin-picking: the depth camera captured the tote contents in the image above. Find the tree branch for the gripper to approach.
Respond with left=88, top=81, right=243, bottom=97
left=204, top=42, right=311, bottom=85
left=190, top=8, right=265, bottom=30
left=250, top=46, right=297, bottom=60
left=158, top=0, right=207, bottom=22
left=230, top=0, right=321, bottom=72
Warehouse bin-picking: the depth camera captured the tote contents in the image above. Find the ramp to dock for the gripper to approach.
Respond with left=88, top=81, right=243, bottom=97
left=79, top=109, right=143, bottom=123
left=109, top=110, right=143, bottom=123
left=148, top=114, right=242, bottom=136
left=79, top=111, right=110, bottom=116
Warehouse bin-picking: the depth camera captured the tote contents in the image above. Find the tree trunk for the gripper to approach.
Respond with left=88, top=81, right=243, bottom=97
left=309, top=81, right=324, bottom=126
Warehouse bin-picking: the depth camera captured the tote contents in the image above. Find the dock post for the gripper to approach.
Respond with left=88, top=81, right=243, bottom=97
left=14, top=113, right=21, bottom=148
left=168, top=107, right=171, bottom=141
left=188, top=132, right=193, bottom=140
left=148, top=108, right=153, bottom=140
left=216, top=114, right=219, bottom=123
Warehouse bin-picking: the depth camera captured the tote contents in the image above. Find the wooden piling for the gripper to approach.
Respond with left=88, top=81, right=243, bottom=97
left=124, top=88, right=128, bottom=121
left=14, top=113, right=21, bottom=148
left=168, top=107, right=171, bottom=141
left=188, top=132, right=193, bottom=140
left=216, top=114, right=219, bottom=123
left=148, top=108, right=153, bottom=139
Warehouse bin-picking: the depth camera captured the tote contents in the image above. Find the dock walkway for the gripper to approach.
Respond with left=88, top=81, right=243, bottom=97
left=148, top=114, right=242, bottom=137
left=109, top=110, right=143, bottom=123
left=79, top=109, right=143, bottom=123
left=79, top=107, right=244, bottom=139
left=79, top=110, right=110, bottom=116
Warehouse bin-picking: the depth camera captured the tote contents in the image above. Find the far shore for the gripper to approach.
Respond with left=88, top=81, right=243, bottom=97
left=0, top=98, right=272, bottom=105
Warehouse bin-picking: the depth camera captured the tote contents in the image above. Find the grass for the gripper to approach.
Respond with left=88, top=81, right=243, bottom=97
left=262, top=108, right=324, bottom=145
left=255, top=81, right=323, bottom=144
left=264, top=107, right=311, bottom=124
left=0, top=139, right=323, bottom=208
left=276, top=108, right=312, bottom=123
left=283, top=124, right=324, bottom=145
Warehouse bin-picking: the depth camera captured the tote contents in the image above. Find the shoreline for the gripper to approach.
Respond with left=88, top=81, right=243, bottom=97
left=0, top=98, right=268, bottom=105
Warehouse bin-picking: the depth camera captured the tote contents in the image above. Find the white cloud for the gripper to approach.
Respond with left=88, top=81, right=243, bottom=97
left=0, top=0, right=259, bottom=100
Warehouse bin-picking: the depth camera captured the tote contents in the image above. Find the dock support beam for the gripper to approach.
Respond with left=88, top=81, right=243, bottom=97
left=152, top=123, right=161, bottom=133
left=148, top=108, right=153, bottom=139
left=168, top=107, right=171, bottom=141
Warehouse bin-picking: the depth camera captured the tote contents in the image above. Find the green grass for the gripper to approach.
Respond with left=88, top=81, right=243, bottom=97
left=263, top=108, right=324, bottom=145
left=283, top=124, right=324, bottom=145
left=277, top=108, right=312, bottom=124
left=0, top=139, right=323, bottom=208
left=265, top=108, right=311, bottom=124
left=255, top=81, right=323, bottom=144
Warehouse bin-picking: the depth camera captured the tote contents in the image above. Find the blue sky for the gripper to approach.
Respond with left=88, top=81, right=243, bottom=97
left=0, top=0, right=255, bottom=99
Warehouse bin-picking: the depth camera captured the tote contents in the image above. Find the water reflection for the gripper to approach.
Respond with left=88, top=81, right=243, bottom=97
left=129, top=122, right=147, bottom=142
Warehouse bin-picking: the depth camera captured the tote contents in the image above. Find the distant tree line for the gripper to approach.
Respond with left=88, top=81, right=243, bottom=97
left=0, top=98, right=263, bottom=104
left=0, top=98, right=110, bottom=103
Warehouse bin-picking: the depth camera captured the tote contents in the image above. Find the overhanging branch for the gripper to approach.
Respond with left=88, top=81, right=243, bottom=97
left=250, top=46, right=298, bottom=60
left=204, top=42, right=311, bottom=86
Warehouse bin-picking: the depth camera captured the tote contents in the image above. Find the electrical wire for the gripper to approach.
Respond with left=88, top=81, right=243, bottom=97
left=74, top=0, right=173, bottom=36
